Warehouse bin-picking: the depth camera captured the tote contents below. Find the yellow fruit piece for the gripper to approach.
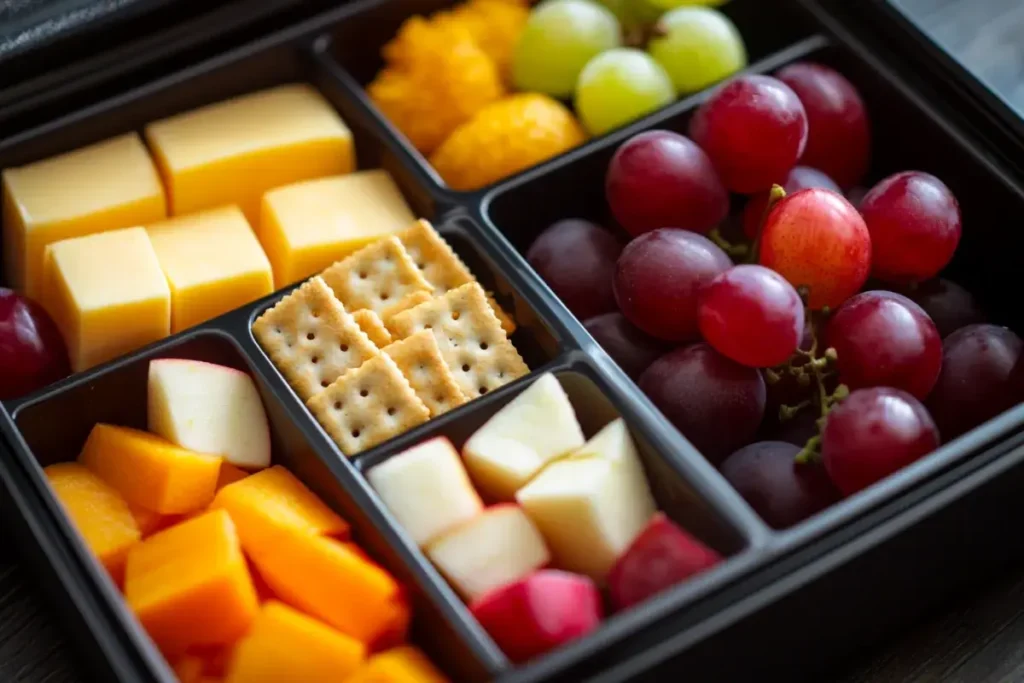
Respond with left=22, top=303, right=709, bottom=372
left=430, top=94, right=586, bottom=191
left=445, top=0, right=529, bottom=81
left=345, top=646, right=450, bottom=683
left=370, top=17, right=504, bottom=155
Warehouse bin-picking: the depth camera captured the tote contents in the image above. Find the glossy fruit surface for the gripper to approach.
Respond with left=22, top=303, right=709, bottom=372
left=759, top=188, right=871, bottom=310
left=512, top=0, right=622, bottom=98
left=575, top=48, right=675, bottom=136
left=775, top=61, right=871, bottom=188
left=900, top=278, right=985, bottom=339
left=719, top=441, right=840, bottom=528
left=0, top=289, right=70, bottom=399
left=822, top=387, right=939, bottom=495
left=742, top=166, right=841, bottom=240
left=860, top=171, right=961, bottom=283
left=639, top=343, right=765, bottom=463
left=826, top=291, right=942, bottom=400
left=927, top=324, right=1023, bottom=440
left=688, top=74, right=808, bottom=193
left=606, top=130, right=729, bottom=236
left=698, top=264, right=805, bottom=368
left=614, top=229, right=732, bottom=341
left=584, top=312, right=668, bottom=379
left=527, top=219, right=622, bottom=320
left=647, top=7, right=746, bottom=95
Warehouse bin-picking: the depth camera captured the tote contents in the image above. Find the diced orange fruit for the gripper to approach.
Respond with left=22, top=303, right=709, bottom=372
left=44, top=462, right=140, bottom=585
left=245, top=558, right=277, bottom=604
left=224, top=600, right=366, bottom=682
left=211, top=465, right=348, bottom=541
left=124, top=509, right=258, bottom=655
left=79, top=424, right=221, bottom=515
left=127, top=502, right=182, bottom=538
left=346, top=646, right=450, bottom=683
left=216, top=463, right=249, bottom=491
left=246, top=531, right=406, bottom=646
left=185, top=644, right=234, bottom=678
left=174, top=655, right=205, bottom=683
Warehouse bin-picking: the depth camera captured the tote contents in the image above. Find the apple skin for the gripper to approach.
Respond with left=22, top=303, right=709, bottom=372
left=0, top=288, right=70, bottom=399
left=470, top=570, right=602, bottom=663
left=607, top=513, right=722, bottom=611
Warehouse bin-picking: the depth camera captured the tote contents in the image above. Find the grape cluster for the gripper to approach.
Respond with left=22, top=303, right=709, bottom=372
left=526, top=62, right=1024, bottom=529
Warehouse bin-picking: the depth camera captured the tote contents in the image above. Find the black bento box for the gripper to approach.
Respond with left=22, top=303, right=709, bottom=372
left=2, top=0, right=1024, bottom=681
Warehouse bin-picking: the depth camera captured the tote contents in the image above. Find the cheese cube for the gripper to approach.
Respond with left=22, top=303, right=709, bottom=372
left=259, top=171, right=416, bottom=288
left=43, top=227, right=170, bottom=372
left=2, top=133, right=166, bottom=300
left=146, top=206, right=273, bottom=332
left=145, top=84, right=354, bottom=223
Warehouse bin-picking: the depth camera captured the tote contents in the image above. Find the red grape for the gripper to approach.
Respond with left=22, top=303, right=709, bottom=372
left=527, top=219, right=623, bottom=320
left=926, top=324, right=1023, bottom=439
left=775, top=62, right=871, bottom=188
left=606, top=130, right=729, bottom=236
left=758, top=188, right=871, bottom=310
left=583, top=312, right=669, bottom=380
left=0, top=289, right=70, bottom=399
left=719, top=441, right=840, bottom=528
left=860, top=171, right=961, bottom=283
left=698, top=264, right=805, bottom=368
left=639, top=343, right=765, bottom=463
left=900, top=278, right=985, bottom=339
left=742, top=166, right=841, bottom=240
left=767, top=407, right=822, bottom=448
left=822, top=387, right=940, bottom=495
left=614, top=229, right=732, bottom=341
left=826, top=291, right=942, bottom=400
left=688, top=74, right=808, bottom=193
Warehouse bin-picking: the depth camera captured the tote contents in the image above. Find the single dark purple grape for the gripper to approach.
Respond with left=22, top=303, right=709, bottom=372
left=584, top=312, right=669, bottom=380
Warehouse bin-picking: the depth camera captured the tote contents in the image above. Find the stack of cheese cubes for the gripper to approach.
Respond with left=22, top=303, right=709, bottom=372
left=1, top=84, right=421, bottom=374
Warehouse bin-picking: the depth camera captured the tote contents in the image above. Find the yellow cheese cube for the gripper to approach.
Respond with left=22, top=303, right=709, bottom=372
left=258, top=170, right=417, bottom=288
left=43, top=227, right=170, bottom=372
left=145, top=84, right=354, bottom=223
left=146, top=206, right=273, bottom=332
left=2, top=133, right=166, bottom=300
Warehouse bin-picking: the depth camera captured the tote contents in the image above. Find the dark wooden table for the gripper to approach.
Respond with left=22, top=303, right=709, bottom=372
left=4, top=0, right=1024, bottom=681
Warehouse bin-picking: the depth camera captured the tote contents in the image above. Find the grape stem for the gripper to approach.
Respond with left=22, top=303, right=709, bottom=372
left=789, top=309, right=850, bottom=465
left=748, top=184, right=787, bottom=264
left=708, top=227, right=750, bottom=259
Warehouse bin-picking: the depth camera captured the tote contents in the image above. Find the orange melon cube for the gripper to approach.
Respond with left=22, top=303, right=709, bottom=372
left=124, top=509, right=258, bottom=655
left=224, top=600, right=365, bottom=682
left=127, top=502, right=183, bottom=538
left=174, top=655, right=205, bottom=683
left=246, top=531, right=406, bottom=646
left=185, top=644, right=234, bottom=678
left=216, top=463, right=250, bottom=491
left=345, top=646, right=450, bottom=683
left=211, top=465, right=348, bottom=542
left=44, top=462, right=140, bottom=584
left=79, top=424, right=221, bottom=515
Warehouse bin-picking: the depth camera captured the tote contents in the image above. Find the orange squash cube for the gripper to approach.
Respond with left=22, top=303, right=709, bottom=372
left=345, top=646, right=450, bottom=683
left=216, top=463, right=250, bottom=491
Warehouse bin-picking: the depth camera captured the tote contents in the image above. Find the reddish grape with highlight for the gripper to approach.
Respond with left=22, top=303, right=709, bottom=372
left=742, top=166, right=841, bottom=240
left=606, top=130, right=729, bottom=236
left=698, top=264, right=805, bottom=368
left=614, top=229, right=732, bottom=342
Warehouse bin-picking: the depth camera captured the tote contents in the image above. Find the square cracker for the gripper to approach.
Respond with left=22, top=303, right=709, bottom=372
left=351, top=309, right=392, bottom=348
left=321, top=236, right=433, bottom=320
left=398, top=219, right=517, bottom=335
left=307, top=354, right=430, bottom=456
left=387, top=281, right=529, bottom=398
left=252, top=276, right=379, bottom=400
left=383, top=330, right=468, bottom=417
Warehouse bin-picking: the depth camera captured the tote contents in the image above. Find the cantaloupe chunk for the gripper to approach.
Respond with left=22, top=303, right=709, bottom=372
left=224, top=600, right=365, bottom=682
left=211, top=465, right=348, bottom=541
left=127, top=502, right=183, bottom=538
left=174, top=655, right=205, bottom=683
left=79, top=424, right=221, bottom=515
left=246, top=531, right=407, bottom=646
left=124, top=508, right=258, bottom=655
left=345, top=646, right=450, bottom=683
left=44, top=462, right=140, bottom=584
left=185, top=644, right=234, bottom=678
left=216, top=463, right=250, bottom=491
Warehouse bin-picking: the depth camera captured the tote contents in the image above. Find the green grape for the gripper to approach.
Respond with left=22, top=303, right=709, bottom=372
left=647, top=7, right=746, bottom=94
left=574, top=48, right=676, bottom=136
left=512, top=0, right=622, bottom=98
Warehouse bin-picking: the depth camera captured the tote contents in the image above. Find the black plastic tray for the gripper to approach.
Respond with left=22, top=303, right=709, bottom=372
left=1, top=0, right=1024, bottom=681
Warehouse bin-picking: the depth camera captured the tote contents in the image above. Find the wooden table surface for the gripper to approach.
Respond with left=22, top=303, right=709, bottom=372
left=3, top=0, right=1024, bottom=681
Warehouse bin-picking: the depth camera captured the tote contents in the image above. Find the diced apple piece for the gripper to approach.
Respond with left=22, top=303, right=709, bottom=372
left=367, top=437, right=483, bottom=547
left=425, top=505, right=549, bottom=602
left=462, top=373, right=584, bottom=501
left=470, top=570, right=602, bottom=663
left=516, top=418, right=656, bottom=580
left=148, top=359, right=271, bottom=470
left=607, top=513, right=722, bottom=611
